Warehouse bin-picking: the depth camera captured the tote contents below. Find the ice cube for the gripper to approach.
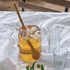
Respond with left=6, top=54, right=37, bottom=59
left=30, top=35, right=39, bottom=39
left=31, top=27, right=37, bottom=32
left=22, top=30, right=29, bottom=39
left=30, top=30, right=41, bottom=39
left=27, top=28, right=32, bottom=34
left=34, top=31, right=41, bottom=38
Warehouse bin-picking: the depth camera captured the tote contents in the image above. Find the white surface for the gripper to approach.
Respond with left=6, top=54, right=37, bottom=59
left=0, top=57, right=16, bottom=70
left=0, top=11, right=70, bottom=70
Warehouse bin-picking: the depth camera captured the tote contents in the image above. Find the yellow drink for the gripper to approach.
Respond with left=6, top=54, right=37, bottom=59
left=18, top=25, right=41, bottom=62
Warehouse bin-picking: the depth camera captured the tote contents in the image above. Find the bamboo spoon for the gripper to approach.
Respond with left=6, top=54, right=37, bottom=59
left=13, top=3, right=41, bottom=60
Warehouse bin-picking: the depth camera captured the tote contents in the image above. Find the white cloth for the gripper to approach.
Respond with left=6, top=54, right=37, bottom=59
left=0, top=11, right=70, bottom=70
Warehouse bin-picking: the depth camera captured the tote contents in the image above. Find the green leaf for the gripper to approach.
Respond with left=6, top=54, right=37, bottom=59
left=37, top=64, right=40, bottom=68
left=26, top=66, right=30, bottom=70
left=30, top=67, right=33, bottom=70
left=41, top=64, right=44, bottom=70
left=30, top=62, right=36, bottom=70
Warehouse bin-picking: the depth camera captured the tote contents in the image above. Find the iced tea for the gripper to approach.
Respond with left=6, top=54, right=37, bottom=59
left=18, top=25, right=41, bottom=62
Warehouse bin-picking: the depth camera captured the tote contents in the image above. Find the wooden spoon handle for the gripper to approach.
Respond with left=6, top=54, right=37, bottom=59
left=13, top=3, right=26, bottom=30
left=27, top=40, right=35, bottom=51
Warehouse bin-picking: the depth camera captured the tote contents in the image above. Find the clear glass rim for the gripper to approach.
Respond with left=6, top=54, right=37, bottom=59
left=53, top=47, right=68, bottom=56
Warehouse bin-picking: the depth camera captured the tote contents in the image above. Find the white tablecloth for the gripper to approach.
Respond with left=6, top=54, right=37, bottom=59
left=0, top=11, right=70, bottom=50
left=0, top=11, right=70, bottom=70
